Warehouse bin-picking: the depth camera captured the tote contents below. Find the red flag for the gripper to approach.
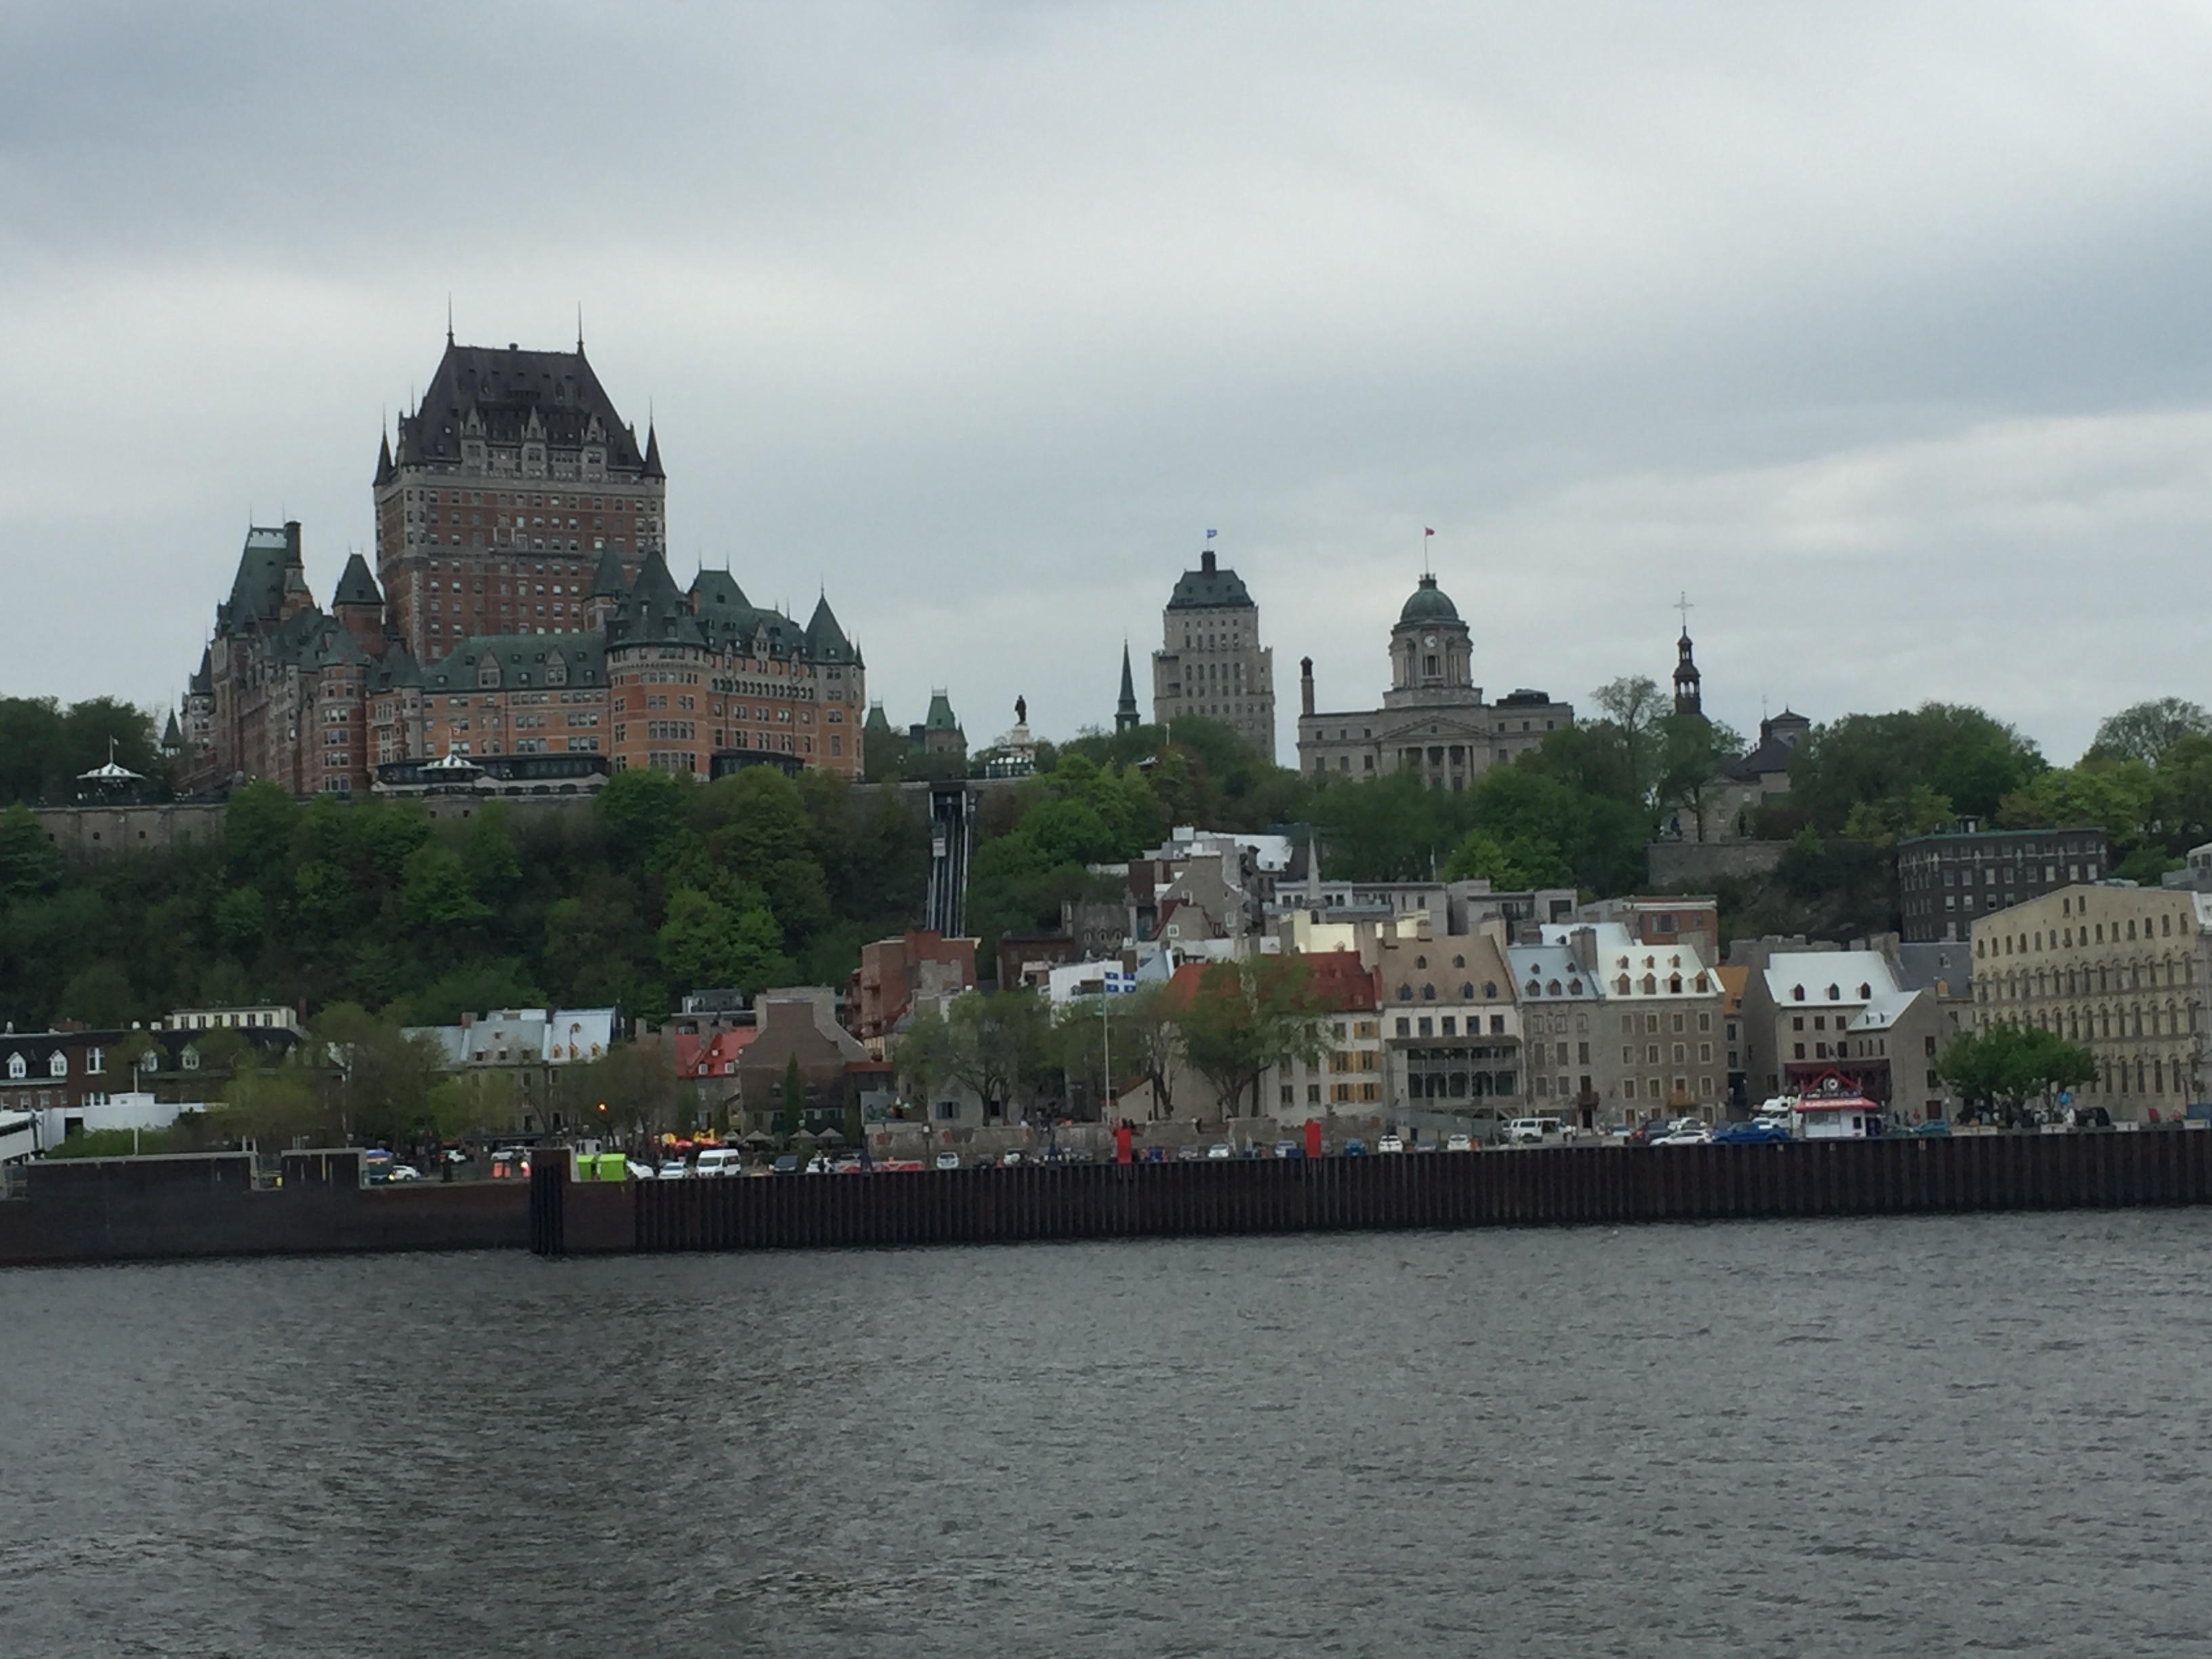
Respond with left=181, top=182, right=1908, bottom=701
left=1424, top=527, right=1435, bottom=537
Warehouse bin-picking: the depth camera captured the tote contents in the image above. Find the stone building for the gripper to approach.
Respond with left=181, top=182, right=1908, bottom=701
left=1151, top=546, right=1277, bottom=760
left=1970, top=885, right=2212, bottom=1119
left=1295, top=573, right=1572, bottom=788
left=1372, top=922, right=1525, bottom=1119
left=1737, top=943, right=1957, bottom=1121
left=375, top=333, right=665, bottom=665
left=1511, top=924, right=1729, bottom=1127
left=1898, top=825, right=2112, bottom=943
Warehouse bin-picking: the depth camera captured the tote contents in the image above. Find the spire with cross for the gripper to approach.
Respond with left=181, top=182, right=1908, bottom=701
left=1672, top=592, right=1702, bottom=718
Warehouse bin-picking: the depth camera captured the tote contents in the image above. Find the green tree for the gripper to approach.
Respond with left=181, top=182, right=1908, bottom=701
left=944, top=989, right=1056, bottom=1120
left=2088, top=698, right=2212, bottom=764
left=1788, top=705, right=2045, bottom=834
left=0, top=803, right=62, bottom=897
left=894, top=1006, right=957, bottom=1112
left=1176, top=956, right=1337, bottom=1119
left=56, top=962, right=140, bottom=1029
left=1654, top=712, right=1748, bottom=842
left=655, top=886, right=790, bottom=996
left=1936, top=1024, right=2098, bottom=1126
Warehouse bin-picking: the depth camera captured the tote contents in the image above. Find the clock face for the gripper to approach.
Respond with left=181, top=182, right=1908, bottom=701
left=1424, top=634, right=1437, bottom=648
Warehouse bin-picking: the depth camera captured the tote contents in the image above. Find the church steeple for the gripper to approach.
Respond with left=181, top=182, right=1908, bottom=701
left=1672, top=594, right=1703, bottom=718
left=1115, top=641, right=1139, bottom=732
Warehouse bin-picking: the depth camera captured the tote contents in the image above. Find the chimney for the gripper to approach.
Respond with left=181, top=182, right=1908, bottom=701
left=1300, top=656, right=1315, bottom=717
left=1201, top=550, right=1216, bottom=575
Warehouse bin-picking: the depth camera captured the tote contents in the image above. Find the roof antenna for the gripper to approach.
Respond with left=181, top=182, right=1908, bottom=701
left=446, top=295, right=454, bottom=347
left=576, top=302, right=584, bottom=353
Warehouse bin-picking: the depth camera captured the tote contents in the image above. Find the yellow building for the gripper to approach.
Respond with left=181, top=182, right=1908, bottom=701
left=1970, top=886, right=2212, bottom=1119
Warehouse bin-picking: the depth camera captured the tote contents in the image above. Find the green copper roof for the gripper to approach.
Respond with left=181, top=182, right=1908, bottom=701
left=1397, top=574, right=1460, bottom=626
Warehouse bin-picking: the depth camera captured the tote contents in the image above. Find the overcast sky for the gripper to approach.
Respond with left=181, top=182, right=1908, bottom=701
left=6, top=1, right=2212, bottom=763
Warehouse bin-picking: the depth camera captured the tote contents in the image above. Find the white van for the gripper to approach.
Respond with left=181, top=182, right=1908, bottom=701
left=694, top=1147, right=745, bottom=1178
left=1502, top=1117, right=1565, bottom=1145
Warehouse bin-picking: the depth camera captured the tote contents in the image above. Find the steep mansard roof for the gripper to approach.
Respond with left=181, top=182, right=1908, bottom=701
left=225, top=525, right=300, bottom=625
left=418, top=632, right=609, bottom=693
left=804, top=594, right=857, bottom=666
left=1165, top=556, right=1254, bottom=612
left=392, top=340, right=649, bottom=474
left=332, top=552, right=383, bottom=609
left=609, top=550, right=708, bottom=649
left=590, top=547, right=632, bottom=598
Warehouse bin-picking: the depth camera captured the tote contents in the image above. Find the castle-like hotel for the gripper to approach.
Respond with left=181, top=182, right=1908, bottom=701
left=180, top=334, right=864, bottom=796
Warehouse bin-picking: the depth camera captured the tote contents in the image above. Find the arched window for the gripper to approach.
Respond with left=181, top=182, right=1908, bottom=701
left=1858, top=982, right=1871, bottom=999
left=1453, top=955, right=1466, bottom=968
left=1422, top=984, right=1436, bottom=1001
left=1826, top=984, right=1840, bottom=1000
left=1416, top=955, right=1428, bottom=969
left=1792, top=985, right=1805, bottom=1002
left=1526, top=980, right=1541, bottom=998
left=1641, top=975, right=1657, bottom=995
left=1397, top=985, right=1412, bottom=1002
left=1483, top=981, right=1498, bottom=999
left=1616, top=975, right=1631, bottom=995
left=1461, top=982, right=1475, bottom=999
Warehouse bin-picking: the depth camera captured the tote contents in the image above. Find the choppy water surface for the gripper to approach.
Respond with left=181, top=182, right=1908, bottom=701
left=4, top=1214, right=2210, bottom=1656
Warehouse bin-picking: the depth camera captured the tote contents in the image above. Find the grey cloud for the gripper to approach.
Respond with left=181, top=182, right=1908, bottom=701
left=5, top=2, right=2212, bottom=764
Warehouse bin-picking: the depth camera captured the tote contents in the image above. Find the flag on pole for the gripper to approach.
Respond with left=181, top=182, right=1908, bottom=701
left=1425, top=527, right=1435, bottom=537
left=1206, top=529, right=1217, bottom=539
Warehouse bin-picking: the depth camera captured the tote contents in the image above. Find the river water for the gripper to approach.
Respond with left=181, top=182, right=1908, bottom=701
left=3, top=1213, right=2209, bottom=1657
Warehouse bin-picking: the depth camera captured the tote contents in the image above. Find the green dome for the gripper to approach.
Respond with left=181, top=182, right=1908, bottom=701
left=1398, top=574, right=1460, bottom=625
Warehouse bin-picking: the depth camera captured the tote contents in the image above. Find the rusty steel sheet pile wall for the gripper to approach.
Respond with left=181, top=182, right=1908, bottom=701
left=590, top=1132, right=2212, bottom=1256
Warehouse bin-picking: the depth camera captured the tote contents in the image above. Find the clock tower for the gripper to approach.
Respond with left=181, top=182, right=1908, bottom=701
left=1382, top=573, right=1475, bottom=708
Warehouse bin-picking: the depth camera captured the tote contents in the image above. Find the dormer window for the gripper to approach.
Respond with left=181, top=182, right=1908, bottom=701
left=1858, top=983, right=1871, bottom=999
left=1826, top=984, right=1841, bottom=1000
left=1792, top=985, right=1805, bottom=1001
left=48, top=1051, right=67, bottom=1078
left=7, top=1053, right=25, bottom=1080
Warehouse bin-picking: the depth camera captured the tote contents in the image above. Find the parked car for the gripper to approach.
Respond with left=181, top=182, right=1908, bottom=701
left=771, top=1154, right=800, bottom=1174
left=1343, top=1139, right=1367, bottom=1156
left=625, top=1159, right=657, bottom=1180
left=935, top=1151, right=962, bottom=1170
left=442, top=1148, right=471, bottom=1165
left=1711, top=1120, right=1790, bottom=1145
left=831, top=1153, right=866, bottom=1174
left=1273, top=1140, right=1300, bottom=1159
left=1206, top=1143, right=1233, bottom=1160
left=694, top=1147, right=745, bottom=1178
left=387, top=1163, right=422, bottom=1181
left=1176, top=1145, right=1205, bottom=1161
left=655, top=1160, right=690, bottom=1179
left=1908, top=1118, right=1952, bottom=1137
left=1445, top=1133, right=1473, bottom=1153
left=1654, top=1125, right=1711, bottom=1146
left=1376, top=1134, right=1406, bottom=1154
left=1000, top=1149, right=1024, bottom=1167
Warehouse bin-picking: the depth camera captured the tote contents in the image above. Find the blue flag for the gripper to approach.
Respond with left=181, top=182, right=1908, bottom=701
left=1205, top=529, right=1216, bottom=539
